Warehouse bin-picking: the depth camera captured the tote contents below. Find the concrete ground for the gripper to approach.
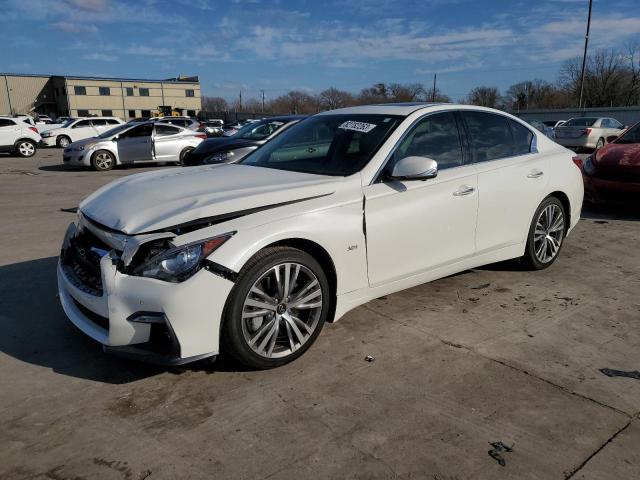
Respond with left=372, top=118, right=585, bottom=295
left=1, top=149, right=639, bottom=480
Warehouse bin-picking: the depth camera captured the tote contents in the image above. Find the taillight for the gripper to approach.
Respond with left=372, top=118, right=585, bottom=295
left=29, top=126, right=39, bottom=134
left=195, top=133, right=207, bottom=139
left=582, top=128, right=592, bottom=136
left=572, top=156, right=583, bottom=169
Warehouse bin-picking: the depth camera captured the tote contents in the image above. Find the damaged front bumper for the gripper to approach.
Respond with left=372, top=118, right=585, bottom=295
left=57, top=219, right=235, bottom=365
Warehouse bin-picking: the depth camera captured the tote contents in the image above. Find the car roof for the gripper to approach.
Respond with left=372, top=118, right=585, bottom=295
left=317, top=102, right=449, bottom=116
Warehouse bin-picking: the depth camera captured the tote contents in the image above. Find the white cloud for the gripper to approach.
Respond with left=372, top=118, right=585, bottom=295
left=52, top=21, right=98, bottom=34
left=83, top=52, right=118, bottom=62
left=125, top=46, right=173, bottom=56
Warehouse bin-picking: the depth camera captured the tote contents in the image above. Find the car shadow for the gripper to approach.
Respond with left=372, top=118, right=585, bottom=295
left=581, top=203, right=640, bottom=221
left=0, top=256, right=244, bottom=383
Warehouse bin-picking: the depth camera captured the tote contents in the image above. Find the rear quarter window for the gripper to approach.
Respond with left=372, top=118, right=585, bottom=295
left=509, top=120, right=534, bottom=155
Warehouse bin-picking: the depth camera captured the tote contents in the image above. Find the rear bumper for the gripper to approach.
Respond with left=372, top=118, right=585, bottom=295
left=555, top=136, right=595, bottom=149
left=57, top=223, right=235, bottom=365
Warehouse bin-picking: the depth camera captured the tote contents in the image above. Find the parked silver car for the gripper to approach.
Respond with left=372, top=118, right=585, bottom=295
left=554, top=117, right=625, bottom=150
left=62, top=121, right=206, bottom=171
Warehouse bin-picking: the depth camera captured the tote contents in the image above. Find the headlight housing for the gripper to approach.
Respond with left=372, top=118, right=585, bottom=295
left=41, top=131, right=53, bottom=138
left=583, top=155, right=596, bottom=176
left=132, top=233, right=234, bottom=282
left=204, top=150, right=234, bottom=164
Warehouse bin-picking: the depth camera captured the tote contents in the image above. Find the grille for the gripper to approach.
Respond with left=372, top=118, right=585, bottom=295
left=62, top=227, right=114, bottom=296
left=72, top=297, right=109, bottom=331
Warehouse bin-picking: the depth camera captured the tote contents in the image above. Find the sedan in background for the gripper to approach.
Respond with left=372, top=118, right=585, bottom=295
left=554, top=117, right=625, bottom=151
left=41, top=117, right=125, bottom=148
left=57, top=103, right=582, bottom=368
left=582, top=121, right=640, bottom=206
left=182, top=115, right=305, bottom=166
left=62, top=121, right=206, bottom=171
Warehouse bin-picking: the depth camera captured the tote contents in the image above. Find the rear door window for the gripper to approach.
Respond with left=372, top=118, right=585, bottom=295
left=155, top=124, right=181, bottom=136
left=72, top=120, right=94, bottom=129
left=509, top=120, right=534, bottom=155
left=462, top=111, right=515, bottom=162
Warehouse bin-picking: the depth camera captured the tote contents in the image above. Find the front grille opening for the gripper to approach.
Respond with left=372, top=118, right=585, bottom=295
left=72, top=297, right=109, bottom=331
left=62, top=227, right=119, bottom=296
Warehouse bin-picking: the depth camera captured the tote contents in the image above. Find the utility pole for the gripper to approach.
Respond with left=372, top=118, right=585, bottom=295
left=260, top=89, right=265, bottom=113
left=578, top=0, right=593, bottom=109
left=239, top=90, right=242, bottom=112
left=432, top=73, right=437, bottom=102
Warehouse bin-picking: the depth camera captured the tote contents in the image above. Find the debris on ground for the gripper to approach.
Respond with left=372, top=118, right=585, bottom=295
left=471, top=283, right=491, bottom=290
left=60, top=207, right=78, bottom=213
left=364, top=355, right=375, bottom=362
left=488, top=441, right=514, bottom=467
left=599, top=368, right=640, bottom=380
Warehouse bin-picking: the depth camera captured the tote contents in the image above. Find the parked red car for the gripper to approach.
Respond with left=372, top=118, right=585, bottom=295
left=582, top=122, right=640, bottom=205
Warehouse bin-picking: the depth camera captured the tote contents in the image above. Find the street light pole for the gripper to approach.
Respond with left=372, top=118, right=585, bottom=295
left=578, top=0, right=593, bottom=109
left=432, top=73, right=437, bottom=102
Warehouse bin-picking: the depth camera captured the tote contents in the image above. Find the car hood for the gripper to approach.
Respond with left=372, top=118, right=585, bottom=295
left=68, top=137, right=101, bottom=148
left=595, top=143, right=640, bottom=169
left=194, top=137, right=261, bottom=154
left=79, top=164, right=339, bottom=234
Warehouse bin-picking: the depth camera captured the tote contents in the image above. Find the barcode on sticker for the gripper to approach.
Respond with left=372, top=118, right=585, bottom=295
left=338, top=121, right=377, bottom=133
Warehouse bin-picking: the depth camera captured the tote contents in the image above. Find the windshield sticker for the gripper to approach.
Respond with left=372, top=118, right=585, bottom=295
left=339, top=121, right=377, bottom=133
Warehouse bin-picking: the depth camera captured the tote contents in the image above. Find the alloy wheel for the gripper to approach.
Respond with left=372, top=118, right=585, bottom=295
left=241, top=262, right=323, bottom=359
left=533, top=204, right=564, bottom=263
left=94, top=152, right=113, bottom=170
left=59, top=137, right=70, bottom=148
left=18, top=141, right=35, bottom=156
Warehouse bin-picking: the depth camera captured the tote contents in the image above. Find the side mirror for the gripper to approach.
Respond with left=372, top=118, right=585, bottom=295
left=606, top=135, right=618, bottom=143
left=111, top=136, right=119, bottom=142
left=389, top=156, right=438, bottom=181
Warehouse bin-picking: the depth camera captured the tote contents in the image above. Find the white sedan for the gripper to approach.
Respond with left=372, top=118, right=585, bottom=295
left=62, top=121, right=207, bottom=171
left=57, top=103, right=583, bottom=368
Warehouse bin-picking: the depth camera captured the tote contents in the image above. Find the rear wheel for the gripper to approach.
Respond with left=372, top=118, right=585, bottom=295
left=522, top=196, right=566, bottom=270
left=14, top=139, right=36, bottom=157
left=91, top=150, right=115, bottom=171
left=179, top=147, right=194, bottom=166
left=56, top=135, right=71, bottom=148
left=222, top=247, right=330, bottom=369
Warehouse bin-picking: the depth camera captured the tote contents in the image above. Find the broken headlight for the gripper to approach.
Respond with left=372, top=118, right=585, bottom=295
left=133, top=233, right=233, bottom=282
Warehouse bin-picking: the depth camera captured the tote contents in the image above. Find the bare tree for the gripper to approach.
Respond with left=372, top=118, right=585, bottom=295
left=319, top=88, right=354, bottom=110
left=202, top=96, right=228, bottom=112
left=466, top=86, right=501, bottom=108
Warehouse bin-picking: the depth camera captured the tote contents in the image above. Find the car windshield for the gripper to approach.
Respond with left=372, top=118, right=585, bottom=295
left=59, top=119, right=76, bottom=128
left=240, top=114, right=402, bottom=176
left=97, top=124, right=131, bottom=139
left=564, top=118, right=598, bottom=127
left=237, top=120, right=288, bottom=140
left=615, top=123, right=640, bottom=144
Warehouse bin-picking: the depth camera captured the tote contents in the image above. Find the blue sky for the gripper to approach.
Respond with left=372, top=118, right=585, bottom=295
left=2, top=0, right=640, bottom=102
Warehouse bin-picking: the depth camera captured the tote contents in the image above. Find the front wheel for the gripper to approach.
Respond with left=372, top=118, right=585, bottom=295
left=222, top=247, right=330, bottom=369
left=522, top=196, right=566, bottom=270
left=91, top=150, right=115, bottom=171
left=56, top=136, right=71, bottom=148
left=14, top=139, right=36, bottom=157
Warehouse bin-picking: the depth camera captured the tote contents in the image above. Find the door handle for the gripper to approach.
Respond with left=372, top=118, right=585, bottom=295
left=453, top=185, right=475, bottom=196
left=527, top=170, right=544, bottom=178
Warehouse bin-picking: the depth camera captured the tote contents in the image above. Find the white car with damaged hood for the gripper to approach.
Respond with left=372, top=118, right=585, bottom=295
left=58, top=103, right=583, bottom=368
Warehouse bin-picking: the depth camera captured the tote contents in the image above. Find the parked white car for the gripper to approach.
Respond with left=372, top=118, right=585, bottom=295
left=554, top=117, right=626, bottom=150
left=40, top=117, right=124, bottom=148
left=62, top=121, right=206, bottom=171
left=0, top=116, right=42, bottom=157
left=58, top=104, right=583, bottom=368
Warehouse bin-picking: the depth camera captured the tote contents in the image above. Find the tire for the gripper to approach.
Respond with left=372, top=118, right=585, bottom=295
left=179, top=147, right=194, bottom=166
left=595, top=137, right=605, bottom=150
left=522, top=196, right=567, bottom=270
left=91, top=150, right=116, bottom=171
left=56, top=136, right=71, bottom=148
left=222, top=246, right=330, bottom=369
left=14, top=139, right=36, bottom=158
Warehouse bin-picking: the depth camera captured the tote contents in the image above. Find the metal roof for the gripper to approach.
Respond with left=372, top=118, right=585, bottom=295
left=0, top=73, right=199, bottom=84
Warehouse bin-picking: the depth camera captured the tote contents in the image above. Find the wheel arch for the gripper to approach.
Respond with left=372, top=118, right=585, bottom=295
left=548, top=190, right=571, bottom=233
left=13, top=137, right=37, bottom=147
left=264, top=238, right=338, bottom=323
